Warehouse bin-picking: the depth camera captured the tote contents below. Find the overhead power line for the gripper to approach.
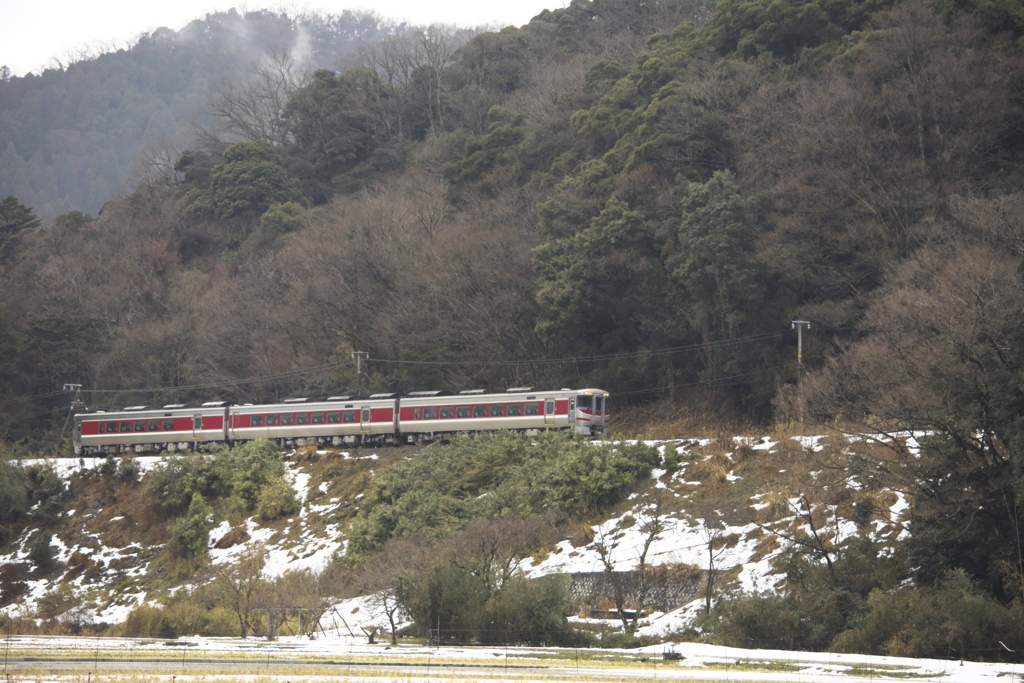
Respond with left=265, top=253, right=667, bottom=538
left=12, top=330, right=785, bottom=402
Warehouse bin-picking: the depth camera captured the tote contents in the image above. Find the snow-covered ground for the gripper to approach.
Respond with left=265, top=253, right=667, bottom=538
left=0, top=436, right=937, bottom=681
left=1, top=634, right=1018, bottom=683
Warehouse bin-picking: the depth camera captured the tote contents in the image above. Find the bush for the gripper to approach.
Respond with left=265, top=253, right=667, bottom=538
left=147, top=455, right=212, bottom=515
left=227, top=439, right=287, bottom=511
left=167, top=493, right=212, bottom=569
left=257, top=478, right=300, bottom=520
left=395, top=559, right=488, bottom=642
left=481, top=574, right=577, bottom=646
left=699, top=591, right=810, bottom=650
left=347, top=432, right=660, bottom=556
left=832, top=569, right=1024, bottom=658
left=122, top=605, right=175, bottom=637
left=28, top=532, right=56, bottom=570
left=0, top=460, right=28, bottom=536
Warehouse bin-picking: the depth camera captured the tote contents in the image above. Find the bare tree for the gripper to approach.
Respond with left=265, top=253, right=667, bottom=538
left=205, top=50, right=313, bottom=146
left=594, top=493, right=669, bottom=633
left=208, top=544, right=268, bottom=638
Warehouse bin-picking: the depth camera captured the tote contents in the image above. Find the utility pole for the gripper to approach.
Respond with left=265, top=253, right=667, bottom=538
left=59, top=384, right=84, bottom=456
left=791, top=321, right=810, bottom=423
left=351, top=351, right=369, bottom=389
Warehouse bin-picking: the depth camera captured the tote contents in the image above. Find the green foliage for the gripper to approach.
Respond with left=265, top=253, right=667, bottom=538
left=167, top=493, right=213, bottom=569
left=0, top=459, right=28, bottom=528
left=24, top=464, right=67, bottom=526
left=28, top=532, right=56, bottom=571
left=701, top=590, right=810, bottom=649
left=346, top=432, right=660, bottom=557
left=832, top=570, right=1024, bottom=658
left=225, top=439, right=288, bottom=511
left=480, top=574, right=577, bottom=645
left=147, top=440, right=288, bottom=517
left=285, top=68, right=390, bottom=200
left=702, top=0, right=893, bottom=60
left=243, top=201, right=305, bottom=255
left=35, top=584, right=80, bottom=620
left=0, top=196, right=40, bottom=260
left=395, top=558, right=488, bottom=641
left=702, top=534, right=911, bottom=651
left=184, top=141, right=301, bottom=221
left=256, top=477, right=300, bottom=520
left=121, top=605, right=176, bottom=638
left=147, top=455, right=215, bottom=516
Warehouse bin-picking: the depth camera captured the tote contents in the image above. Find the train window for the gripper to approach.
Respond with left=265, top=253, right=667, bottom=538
left=327, top=412, right=341, bottom=424
left=134, top=421, right=146, bottom=432
left=507, top=404, right=522, bottom=416
left=440, top=406, right=452, bottom=419
left=148, top=420, right=159, bottom=431
left=456, top=406, right=470, bottom=418
left=106, top=423, right=117, bottom=433
left=163, top=419, right=174, bottom=430
left=414, top=408, right=421, bottom=420
left=473, top=405, right=487, bottom=417
left=193, top=417, right=202, bottom=430
left=545, top=400, right=555, bottom=415
left=266, top=415, right=279, bottom=426
left=251, top=415, right=264, bottom=426
left=524, top=403, right=539, bottom=415
left=342, top=411, right=356, bottom=423
left=311, top=413, right=324, bottom=424
left=362, top=408, right=370, bottom=423
left=281, top=414, right=294, bottom=425
left=121, top=422, right=131, bottom=432
left=424, top=407, right=436, bottom=419
left=577, top=395, right=593, bottom=410
left=490, top=404, right=505, bottom=417
left=296, top=413, right=309, bottom=425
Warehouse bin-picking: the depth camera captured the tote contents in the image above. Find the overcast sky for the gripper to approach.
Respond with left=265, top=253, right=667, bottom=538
left=2, top=0, right=566, bottom=77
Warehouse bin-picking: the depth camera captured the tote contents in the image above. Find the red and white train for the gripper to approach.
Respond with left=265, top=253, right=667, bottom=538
left=73, top=387, right=611, bottom=456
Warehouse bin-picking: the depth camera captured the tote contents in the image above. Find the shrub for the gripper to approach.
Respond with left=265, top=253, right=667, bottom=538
left=347, top=432, right=660, bottom=556
left=167, top=493, right=212, bottom=569
left=0, top=460, right=28, bottom=536
left=256, top=478, right=300, bottom=520
left=28, top=532, right=56, bottom=571
left=122, top=605, right=175, bottom=637
left=147, top=455, right=211, bottom=515
left=227, top=439, right=287, bottom=511
left=480, top=574, right=576, bottom=645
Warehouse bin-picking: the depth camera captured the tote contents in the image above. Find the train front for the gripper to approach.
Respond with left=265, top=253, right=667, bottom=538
left=575, top=389, right=610, bottom=436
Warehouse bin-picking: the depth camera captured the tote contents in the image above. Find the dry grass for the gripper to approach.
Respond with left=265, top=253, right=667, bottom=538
left=610, top=398, right=754, bottom=440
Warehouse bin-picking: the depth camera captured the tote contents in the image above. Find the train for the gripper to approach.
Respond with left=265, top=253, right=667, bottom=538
left=73, top=387, right=611, bottom=456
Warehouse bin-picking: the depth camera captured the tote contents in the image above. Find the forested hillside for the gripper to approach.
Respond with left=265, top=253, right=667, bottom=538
left=0, top=9, right=405, bottom=224
left=0, top=0, right=1020, bottom=428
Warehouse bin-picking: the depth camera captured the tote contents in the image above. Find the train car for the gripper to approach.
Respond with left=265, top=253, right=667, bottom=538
left=396, top=387, right=610, bottom=443
left=227, top=395, right=399, bottom=447
left=75, top=401, right=231, bottom=456
left=73, top=387, right=611, bottom=455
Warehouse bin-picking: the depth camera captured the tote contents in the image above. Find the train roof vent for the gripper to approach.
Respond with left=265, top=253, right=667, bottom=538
left=370, top=393, right=399, bottom=399
left=561, top=388, right=572, bottom=391
left=406, top=390, right=453, bottom=397
left=459, top=389, right=488, bottom=394
left=326, top=395, right=353, bottom=401
left=203, top=401, right=230, bottom=407
left=163, top=404, right=186, bottom=409
left=506, top=387, right=536, bottom=393
left=124, top=406, right=149, bottom=411
left=284, top=398, right=309, bottom=403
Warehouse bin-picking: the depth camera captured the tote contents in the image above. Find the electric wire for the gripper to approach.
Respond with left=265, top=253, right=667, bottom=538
left=11, top=330, right=791, bottom=403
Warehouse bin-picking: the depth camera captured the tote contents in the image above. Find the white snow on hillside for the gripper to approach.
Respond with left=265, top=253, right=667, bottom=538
left=4, top=435, right=912, bottom=643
